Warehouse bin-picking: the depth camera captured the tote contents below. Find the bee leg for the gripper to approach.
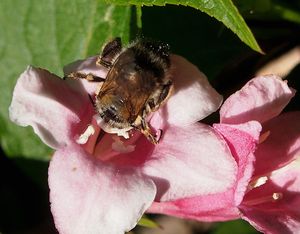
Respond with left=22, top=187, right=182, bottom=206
left=145, top=80, right=173, bottom=113
left=141, top=119, right=159, bottom=145
left=133, top=116, right=159, bottom=145
left=96, top=37, right=122, bottom=68
left=157, top=80, right=173, bottom=106
left=64, top=71, right=105, bottom=82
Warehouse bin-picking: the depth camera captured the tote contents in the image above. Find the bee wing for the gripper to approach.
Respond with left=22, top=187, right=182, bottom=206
left=97, top=37, right=122, bottom=68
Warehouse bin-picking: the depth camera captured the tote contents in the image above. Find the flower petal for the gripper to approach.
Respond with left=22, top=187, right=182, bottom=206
left=143, top=123, right=237, bottom=201
left=241, top=208, right=300, bottom=234
left=220, top=75, right=295, bottom=124
left=63, top=56, right=107, bottom=95
left=146, top=123, right=260, bottom=222
left=161, top=55, right=223, bottom=126
left=9, top=66, right=94, bottom=149
left=254, top=111, right=300, bottom=176
left=213, top=122, right=261, bottom=205
left=148, top=189, right=240, bottom=222
left=240, top=158, right=300, bottom=234
left=49, top=144, right=156, bottom=234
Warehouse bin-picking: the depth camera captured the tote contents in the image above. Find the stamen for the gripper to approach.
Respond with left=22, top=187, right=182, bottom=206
left=248, top=176, right=268, bottom=190
left=76, top=125, right=95, bottom=144
left=243, top=192, right=283, bottom=206
left=259, top=131, right=270, bottom=144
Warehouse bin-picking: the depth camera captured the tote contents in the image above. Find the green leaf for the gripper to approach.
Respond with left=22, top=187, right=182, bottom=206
left=212, top=220, right=259, bottom=234
left=104, top=0, right=262, bottom=53
left=0, top=0, right=131, bottom=160
left=235, top=0, right=300, bottom=24
left=137, top=215, right=159, bottom=228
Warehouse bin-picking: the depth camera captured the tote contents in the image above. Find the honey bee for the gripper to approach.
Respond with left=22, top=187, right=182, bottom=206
left=65, top=37, right=173, bottom=144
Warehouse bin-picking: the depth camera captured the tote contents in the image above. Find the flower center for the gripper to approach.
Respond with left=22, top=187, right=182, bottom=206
left=75, top=116, right=139, bottom=161
left=244, top=173, right=284, bottom=207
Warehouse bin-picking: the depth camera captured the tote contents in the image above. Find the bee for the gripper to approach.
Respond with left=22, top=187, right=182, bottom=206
left=65, top=37, right=173, bottom=144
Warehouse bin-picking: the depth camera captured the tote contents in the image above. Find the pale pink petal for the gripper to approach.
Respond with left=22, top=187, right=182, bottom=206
left=234, top=152, right=256, bottom=206
left=148, top=189, right=240, bottom=222
left=213, top=122, right=261, bottom=205
left=63, top=56, right=107, bottom=94
left=49, top=144, right=156, bottom=234
left=109, top=124, right=236, bottom=201
left=220, top=75, right=296, bottom=124
left=9, top=66, right=94, bottom=149
left=142, top=123, right=237, bottom=201
left=159, top=55, right=223, bottom=126
left=254, top=111, right=300, bottom=176
left=240, top=159, right=300, bottom=234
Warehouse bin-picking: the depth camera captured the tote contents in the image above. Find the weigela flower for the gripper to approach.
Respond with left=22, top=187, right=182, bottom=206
left=9, top=55, right=239, bottom=234
left=150, top=75, right=300, bottom=234
left=218, top=75, right=300, bottom=234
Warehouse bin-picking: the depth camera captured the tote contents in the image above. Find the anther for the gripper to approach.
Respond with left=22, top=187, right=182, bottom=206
left=248, top=176, right=268, bottom=190
left=76, top=125, right=95, bottom=144
left=272, top=192, right=283, bottom=201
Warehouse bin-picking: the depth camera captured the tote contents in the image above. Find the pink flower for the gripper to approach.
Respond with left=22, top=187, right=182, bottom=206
left=150, top=75, right=300, bottom=234
left=9, top=55, right=238, bottom=234
left=218, top=75, right=300, bottom=234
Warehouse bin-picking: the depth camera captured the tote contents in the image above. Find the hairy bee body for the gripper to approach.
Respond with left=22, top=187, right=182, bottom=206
left=67, top=38, right=173, bottom=144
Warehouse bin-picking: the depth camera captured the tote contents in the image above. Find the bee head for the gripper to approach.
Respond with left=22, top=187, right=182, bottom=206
left=95, top=94, right=132, bottom=129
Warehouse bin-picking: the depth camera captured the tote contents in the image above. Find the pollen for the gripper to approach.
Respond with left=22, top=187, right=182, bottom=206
left=76, top=125, right=95, bottom=144
left=248, top=176, right=268, bottom=190
left=94, top=114, right=131, bottom=139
